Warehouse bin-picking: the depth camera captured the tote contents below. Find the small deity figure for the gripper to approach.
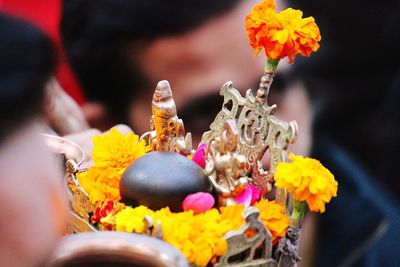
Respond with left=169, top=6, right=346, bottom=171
left=147, top=80, right=192, bottom=156
left=205, top=119, right=249, bottom=206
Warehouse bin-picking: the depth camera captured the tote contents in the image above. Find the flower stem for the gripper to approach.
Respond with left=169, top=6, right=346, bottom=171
left=256, top=59, right=280, bottom=104
left=265, top=58, right=280, bottom=73
left=290, top=200, right=306, bottom=227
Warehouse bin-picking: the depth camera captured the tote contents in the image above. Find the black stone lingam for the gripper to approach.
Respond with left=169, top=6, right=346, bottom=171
left=120, top=152, right=212, bottom=212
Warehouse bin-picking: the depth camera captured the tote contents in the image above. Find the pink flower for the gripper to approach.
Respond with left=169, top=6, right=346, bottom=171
left=234, top=184, right=262, bottom=207
left=192, top=143, right=207, bottom=169
left=249, top=184, right=261, bottom=205
left=234, top=185, right=252, bottom=207
left=182, top=192, right=215, bottom=214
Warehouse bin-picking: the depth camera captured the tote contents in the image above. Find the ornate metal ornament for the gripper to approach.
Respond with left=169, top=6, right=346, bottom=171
left=215, top=206, right=277, bottom=267
left=143, top=215, right=163, bottom=239
left=64, top=161, right=96, bottom=234
left=43, top=134, right=96, bottom=234
left=202, top=74, right=298, bottom=197
left=275, top=227, right=301, bottom=267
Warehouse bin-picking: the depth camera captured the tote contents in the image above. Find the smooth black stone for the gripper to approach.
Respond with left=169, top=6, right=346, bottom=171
left=120, top=152, right=212, bottom=212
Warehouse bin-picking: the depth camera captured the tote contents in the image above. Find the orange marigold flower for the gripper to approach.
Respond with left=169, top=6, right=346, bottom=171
left=274, top=153, right=338, bottom=213
left=254, top=199, right=290, bottom=244
left=77, top=128, right=150, bottom=203
left=245, top=0, right=321, bottom=63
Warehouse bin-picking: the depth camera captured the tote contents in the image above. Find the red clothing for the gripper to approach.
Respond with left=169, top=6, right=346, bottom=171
left=0, top=0, right=85, bottom=105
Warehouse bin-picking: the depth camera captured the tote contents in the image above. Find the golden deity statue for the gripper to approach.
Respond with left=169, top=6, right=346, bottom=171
left=205, top=120, right=249, bottom=206
left=143, top=80, right=193, bottom=156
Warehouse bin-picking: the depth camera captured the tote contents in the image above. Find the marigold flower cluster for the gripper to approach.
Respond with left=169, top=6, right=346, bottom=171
left=245, top=0, right=321, bottom=63
left=91, top=200, right=126, bottom=230
left=114, top=206, right=229, bottom=267
left=254, top=200, right=290, bottom=243
left=274, top=153, right=338, bottom=213
left=77, top=128, right=150, bottom=203
left=111, top=199, right=289, bottom=267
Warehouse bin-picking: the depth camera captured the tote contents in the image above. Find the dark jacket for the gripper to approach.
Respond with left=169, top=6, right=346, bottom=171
left=313, top=134, right=400, bottom=267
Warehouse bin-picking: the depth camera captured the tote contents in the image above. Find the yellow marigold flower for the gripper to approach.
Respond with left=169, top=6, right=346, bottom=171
left=254, top=200, right=290, bottom=244
left=92, top=128, right=150, bottom=168
left=275, top=153, right=338, bottom=213
left=113, top=205, right=230, bottom=267
left=112, top=201, right=287, bottom=266
left=78, top=166, right=123, bottom=203
left=114, top=205, right=154, bottom=233
left=245, top=0, right=321, bottom=63
left=158, top=208, right=229, bottom=267
left=77, top=128, right=150, bottom=203
left=219, top=204, right=245, bottom=230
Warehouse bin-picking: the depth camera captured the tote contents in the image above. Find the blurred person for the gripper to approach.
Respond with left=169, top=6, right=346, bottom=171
left=60, top=0, right=312, bottom=158
left=288, top=0, right=400, bottom=266
left=0, top=0, right=85, bottom=104
left=1, top=0, right=94, bottom=138
left=0, top=14, right=67, bottom=266
left=44, top=77, right=89, bottom=135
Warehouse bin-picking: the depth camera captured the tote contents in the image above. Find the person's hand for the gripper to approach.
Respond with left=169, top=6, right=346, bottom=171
left=44, top=78, right=89, bottom=135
